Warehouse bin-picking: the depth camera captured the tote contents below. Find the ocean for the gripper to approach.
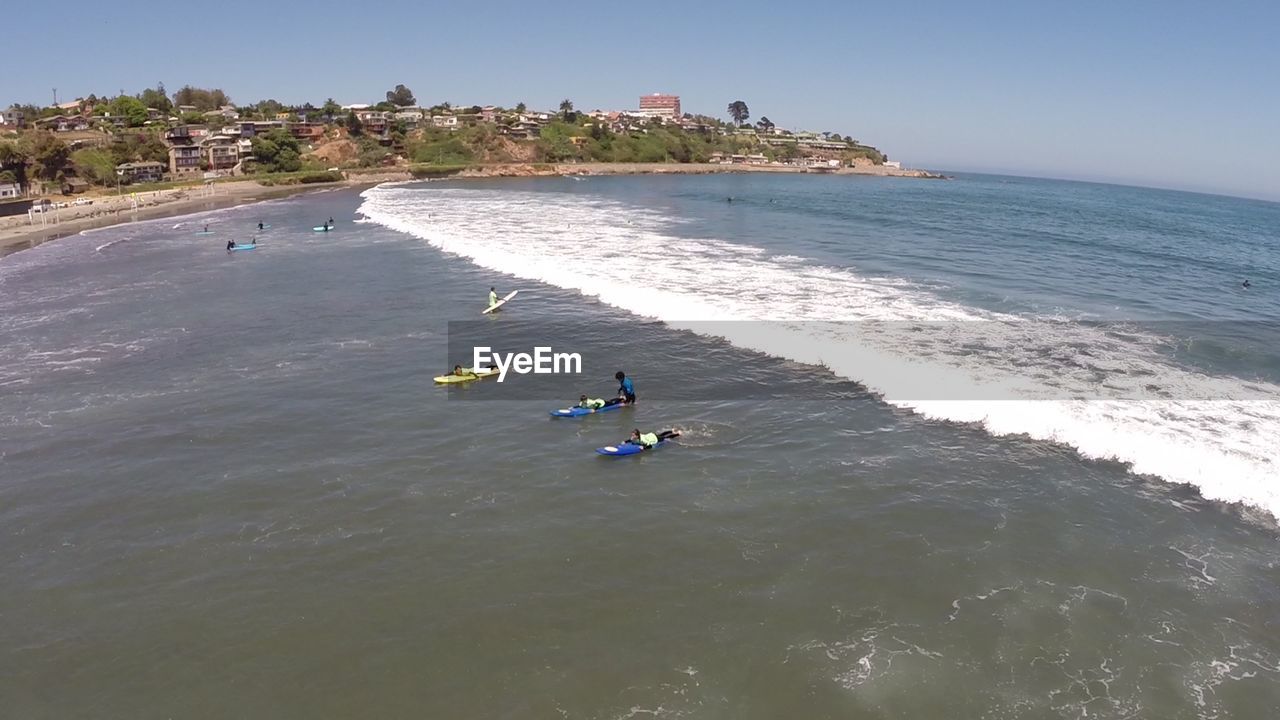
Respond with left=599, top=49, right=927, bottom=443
left=2, top=173, right=1278, bottom=718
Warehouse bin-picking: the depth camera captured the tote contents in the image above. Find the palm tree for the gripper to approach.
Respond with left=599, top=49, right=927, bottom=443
left=727, top=100, right=750, bottom=126
left=559, top=99, right=574, bottom=120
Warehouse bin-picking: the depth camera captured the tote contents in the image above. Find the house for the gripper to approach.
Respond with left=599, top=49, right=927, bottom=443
left=883, top=160, right=902, bottom=169
left=236, top=120, right=285, bottom=138
left=480, top=105, right=499, bottom=123
left=288, top=122, right=326, bottom=142
left=0, top=182, right=21, bottom=199
left=202, top=134, right=240, bottom=171
left=166, top=126, right=203, bottom=176
left=36, top=115, right=90, bottom=132
left=146, top=108, right=164, bottom=122
left=116, top=161, right=166, bottom=184
left=169, top=144, right=202, bottom=175
left=1, top=109, right=25, bottom=128
left=354, top=110, right=390, bottom=134
left=62, top=177, right=90, bottom=194
left=503, top=116, right=543, bottom=140
left=431, top=115, right=458, bottom=130
left=395, top=109, right=424, bottom=126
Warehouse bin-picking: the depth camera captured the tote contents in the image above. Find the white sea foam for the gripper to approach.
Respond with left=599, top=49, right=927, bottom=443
left=357, top=184, right=1280, bottom=519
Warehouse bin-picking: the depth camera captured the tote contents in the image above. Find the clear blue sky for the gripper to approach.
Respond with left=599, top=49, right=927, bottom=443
left=4, top=0, right=1278, bottom=200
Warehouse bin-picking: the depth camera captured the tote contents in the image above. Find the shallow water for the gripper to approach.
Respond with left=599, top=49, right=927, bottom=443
left=2, top=176, right=1279, bottom=719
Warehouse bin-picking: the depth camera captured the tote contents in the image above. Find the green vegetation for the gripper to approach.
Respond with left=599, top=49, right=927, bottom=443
left=386, top=84, right=416, bottom=107
left=172, top=86, right=230, bottom=111
left=251, top=129, right=303, bottom=173
left=138, top=83, right=173, bottom=113
left=255, top=170, right=344, bottom=186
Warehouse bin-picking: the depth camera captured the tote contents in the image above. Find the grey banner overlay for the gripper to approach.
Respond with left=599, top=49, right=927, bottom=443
left=443, top=320, right=1280, bottom=401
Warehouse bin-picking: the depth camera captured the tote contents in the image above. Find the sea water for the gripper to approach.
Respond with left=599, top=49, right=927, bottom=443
left=2, top=175, right=1278, bottom=718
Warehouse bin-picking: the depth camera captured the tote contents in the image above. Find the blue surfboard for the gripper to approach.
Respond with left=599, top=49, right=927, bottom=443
left=550, top=403, right=627, bottom=418
left=228, top=244, right=257, bottom=251
left=595, top=434, right=678, bottom=456
left=194, top=230, right=215, bottom=235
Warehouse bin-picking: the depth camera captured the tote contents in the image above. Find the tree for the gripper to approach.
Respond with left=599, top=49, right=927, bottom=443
left=515, top=101, right=527, bottom=114
left=22, top=132, right=71, bottom=181
left=345, top=110, right=363, bottom=136
left=171, top=85, right=230, bottom=111
left=251, top=128, right=303, bottom=172
left=71, top=147, right=117, bottom=185
left=322, top=98, right=342, bottom=119
left=0, top=142, right=28, bottom=187
left=138, top=83, right=172, bottom=113
left=559, top=99, right=574, bottom=120
left=386, top=84, right=416, bottom=107
left=255, top=99, right=284, bottom=118
left=108, top=95, right=149, bottom=127
left=727, top=100, right=750, bottom=126
left=756, top=116, right=774, bottom=133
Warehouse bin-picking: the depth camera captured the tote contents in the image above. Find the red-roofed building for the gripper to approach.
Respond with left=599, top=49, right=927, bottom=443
left=638, top=93, right=680, bottom=119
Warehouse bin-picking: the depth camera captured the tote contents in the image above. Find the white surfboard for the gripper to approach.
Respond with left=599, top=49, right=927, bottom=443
left=482, top=290, right=519, bottom=315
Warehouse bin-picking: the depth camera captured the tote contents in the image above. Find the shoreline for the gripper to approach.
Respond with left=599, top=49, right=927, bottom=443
left=0, top=181, right=351, bottom=258
left=0, top=162, right=941, bottom=258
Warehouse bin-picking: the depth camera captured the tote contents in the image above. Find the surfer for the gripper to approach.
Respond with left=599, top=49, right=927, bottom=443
left=1243, top=279, right=1251, bottom=289
left=488, top=287, right=499, bottom=308
left=578, top=394, right=624, bottom=409
left=452, top=364, right=475, bottom=377
left=226, top=240, right=235, bottom=251
left=615, top=371, right=636, bottom=404
left=257, top=222, right=264, bottom=230
left=328, top=217, right=334, bottom=225
left=203, top=224, right=209, bottom=232
left=628, top=429, right=679, bottom=448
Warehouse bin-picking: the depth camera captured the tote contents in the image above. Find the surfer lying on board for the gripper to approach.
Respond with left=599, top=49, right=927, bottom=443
left=578, top=395, right=625, bottom=410
left=628, top=429, right=680, bottom=448
left=452, top=364, right=498, bottom=377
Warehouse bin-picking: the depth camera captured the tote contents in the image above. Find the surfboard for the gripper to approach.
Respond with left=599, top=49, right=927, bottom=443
left=433, top=368, right=500, bottom=384
left=228, top=245, right=257, bottom=252
left=596, top=433, right=679, bottom=456
left=194, top=231, right=215, bottom=235
left=482, top=290, right=519, bottom=315
left=312, top=226, right=334, bottom=232
left=256, top=224, right=271, bottom=229
left=550, top=402, right=627, bottom=418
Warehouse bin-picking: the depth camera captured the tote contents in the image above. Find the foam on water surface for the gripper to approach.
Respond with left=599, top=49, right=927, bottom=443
left=358, top=183, right=1280, bottom=519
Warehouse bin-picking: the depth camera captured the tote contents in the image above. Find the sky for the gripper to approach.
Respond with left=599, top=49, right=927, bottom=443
left=3, top=0, right=1278, bottom=200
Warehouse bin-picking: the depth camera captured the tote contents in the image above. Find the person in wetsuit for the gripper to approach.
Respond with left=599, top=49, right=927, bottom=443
left=615, top=371, right=636, bottom=404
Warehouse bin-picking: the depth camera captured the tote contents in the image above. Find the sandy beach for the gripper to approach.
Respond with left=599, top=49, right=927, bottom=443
left=0, top=181, right=345, bottom=258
